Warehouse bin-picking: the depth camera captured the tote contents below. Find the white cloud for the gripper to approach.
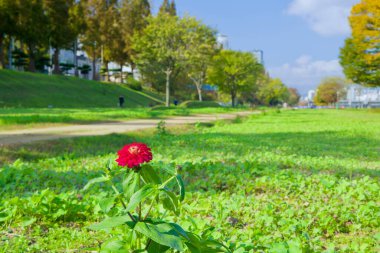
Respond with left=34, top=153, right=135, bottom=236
left=286, top=0, right=359, bottom=36
left=268, top=55, right=344, bottom=94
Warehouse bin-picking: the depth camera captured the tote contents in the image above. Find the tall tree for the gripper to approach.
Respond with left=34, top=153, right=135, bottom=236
left=81, top=0, right=118, bottom=80
left=340, top=0, right=380, bottom=87
left=43, top=0, right=76, bottom=74
left=68, top=0, right=86, bottom=77
left=207, top=50, right=263, bottom=107
left=121, top=0, right=150, bottom=73
left=133, top=14, right=187, bottom=106
left=14, top=0, right=49, bottom=72
left=314, top=77, right=347, bottom=105
left=81, top=0, right=102, bottom=80
left=184, top=17, right=217, bottom=101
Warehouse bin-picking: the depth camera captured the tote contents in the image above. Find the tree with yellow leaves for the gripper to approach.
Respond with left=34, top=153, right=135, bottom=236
left=340, top=0, right=380, bottom=87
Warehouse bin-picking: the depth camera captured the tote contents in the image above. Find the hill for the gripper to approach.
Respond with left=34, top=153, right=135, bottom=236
left=0, top=70, right=163, bottom=108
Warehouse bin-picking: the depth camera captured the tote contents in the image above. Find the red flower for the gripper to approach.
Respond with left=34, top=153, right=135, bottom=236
left=116, top=142, right=153, bottom=169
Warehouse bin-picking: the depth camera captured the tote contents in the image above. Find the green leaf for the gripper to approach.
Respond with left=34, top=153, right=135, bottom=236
left=99, top=197, right=115, bottom=214
left=140, top=165, right=162, bottom=184
left=83, top=176, right=109, bottom=191
left=87, top=215, right=134, bottom=231
left=147, top=240, right=170, bottom=253
left=176, top=174, right=185, bottom=202
left=100, top=238, right=124, bottom=252
left=160, top=189, right=179, bottom=215
left=125, top=184, right=157, bottom=212
left=134, top=222, right=185, bottom=251
left=122, top=172, right=139, bottom=200
left=19, top=217, right=37, bottom=227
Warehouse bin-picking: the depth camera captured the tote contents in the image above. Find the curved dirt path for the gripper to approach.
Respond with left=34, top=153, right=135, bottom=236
left=0, top=111, right=255, bottom=146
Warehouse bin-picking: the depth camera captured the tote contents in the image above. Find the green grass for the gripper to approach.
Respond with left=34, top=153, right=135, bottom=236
left=0, top=107, right=244, bottom=130
left=0, top=109, right=379, bottom=252
left=0, top=69, right=163, bottom=108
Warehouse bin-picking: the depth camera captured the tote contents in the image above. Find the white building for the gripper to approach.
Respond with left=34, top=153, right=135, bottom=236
left=339, top=85, right=380, bottom=108
left=49, top=49, right=100, bottom=80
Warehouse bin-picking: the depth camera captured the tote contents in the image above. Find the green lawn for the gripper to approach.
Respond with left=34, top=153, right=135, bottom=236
left=0, top=69, right=163, bottom=108
left=0, top=109, right=379, bottom=252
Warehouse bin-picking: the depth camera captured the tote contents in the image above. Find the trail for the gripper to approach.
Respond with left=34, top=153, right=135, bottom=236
left=0, top=111, right=254, bottom=145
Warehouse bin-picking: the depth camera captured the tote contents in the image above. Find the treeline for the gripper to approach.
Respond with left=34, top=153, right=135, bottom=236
left=0, top=0, right=299, bottom=106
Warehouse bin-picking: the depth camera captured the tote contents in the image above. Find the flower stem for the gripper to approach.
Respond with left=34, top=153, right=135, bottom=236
left=138, top=173, right=142, bottom=221
left=111, top=184, right=136, bottom=222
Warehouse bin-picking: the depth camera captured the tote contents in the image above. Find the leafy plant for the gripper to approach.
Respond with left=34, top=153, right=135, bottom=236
left=156, top=120, right=167, bottom=136
left=83, top=143, right=229, bottom=252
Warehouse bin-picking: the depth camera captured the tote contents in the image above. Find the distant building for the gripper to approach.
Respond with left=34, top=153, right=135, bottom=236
left=338, top=85, right=380, bottom=108
left=48, top=49, right=100, bottom=80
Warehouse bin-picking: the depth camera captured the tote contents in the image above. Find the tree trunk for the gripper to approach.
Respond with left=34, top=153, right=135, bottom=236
left=231, top=91, right=236, bottom=107
left=27, top=45, right=36, bottom=72
left=52, top=48, right=61, bottom=74
left=196, top=82, right=203, bottom=101
left=0, top=33, right=4, bottom=69
left=74, top=39, right=79, bottom=77
left=120, top=64, right=123, bottom=83
left=165, top=69, right=171, bottom=107
left=92, top=56, right=97, bottom=80
left=104, top=61, right=109, bottom=82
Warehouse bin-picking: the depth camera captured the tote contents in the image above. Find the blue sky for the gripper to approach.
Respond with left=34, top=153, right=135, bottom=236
left=151, top=0, right=359, bottom=95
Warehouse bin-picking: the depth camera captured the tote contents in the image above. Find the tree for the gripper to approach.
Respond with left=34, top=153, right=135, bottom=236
left=133, top=14, right=187, bottom=107
left=68, top=0, right=86, bottom=77
left=43, top=0, right=76, bottom=74
left=184, top=17, right=217, bottom=101
left=158, top=0, right=170, bottom=15
left=257, top=78, right=289, bottom=106
left=81, top=0, right=117, bottom=80
left=340, top=0, right=380, bottom=87
left=0, top=0, right=9, bottom=68
left=314, top=77, right=347, bottom=105
left=120, top=0, right=150, bottom=73
left=286, top=87, right=300, bottom=106
left=14, top=0, right=49, bottom=72
left=207, top=50, right=262, bottom=107
left=168, top=0, right=176, bottom=16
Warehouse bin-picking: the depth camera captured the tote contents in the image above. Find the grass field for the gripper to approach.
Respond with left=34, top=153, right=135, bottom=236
left=0, top=107, right=244, bottom=131
left=0, top=109, right=379, bottom=252
left=0, top=69, right=163, bottom=108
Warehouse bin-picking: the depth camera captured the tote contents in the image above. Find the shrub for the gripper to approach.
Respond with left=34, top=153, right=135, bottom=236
left=180, top=100, right=221, bottom=108
left=126, top=77, right=142, bottom=91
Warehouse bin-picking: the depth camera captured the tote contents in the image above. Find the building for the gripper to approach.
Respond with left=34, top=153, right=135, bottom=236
left=338, top=85, right=380, bottom=108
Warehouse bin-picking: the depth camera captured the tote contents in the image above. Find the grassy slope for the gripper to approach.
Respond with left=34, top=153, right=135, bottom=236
left=0, top=69, right=163, bottom=108
left=0, top=110, right=379, bottom=252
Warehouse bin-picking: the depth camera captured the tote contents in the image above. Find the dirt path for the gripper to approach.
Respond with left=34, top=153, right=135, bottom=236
left=0, top=111, right=254, bottom=146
